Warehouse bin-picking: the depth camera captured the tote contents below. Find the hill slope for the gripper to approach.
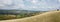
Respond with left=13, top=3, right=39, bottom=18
left=0, top=11, right=60, bottom=22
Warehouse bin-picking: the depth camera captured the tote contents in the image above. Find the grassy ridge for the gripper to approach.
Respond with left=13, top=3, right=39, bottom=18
left=0, top=11, right=60, bottom=22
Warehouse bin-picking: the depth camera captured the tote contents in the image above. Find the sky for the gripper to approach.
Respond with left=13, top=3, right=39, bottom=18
left=0, top=0, right=60, bottom=11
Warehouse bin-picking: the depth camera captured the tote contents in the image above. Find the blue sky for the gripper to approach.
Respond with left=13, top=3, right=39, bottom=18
left=0, top=0, right=60, bottom=11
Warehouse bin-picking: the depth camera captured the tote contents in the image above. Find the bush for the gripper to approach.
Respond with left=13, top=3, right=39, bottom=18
left=0, top=15, right=16, bottom=20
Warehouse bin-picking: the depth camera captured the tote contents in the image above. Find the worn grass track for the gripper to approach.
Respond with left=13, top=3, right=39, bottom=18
left=0, top=11, right=60, bottom=22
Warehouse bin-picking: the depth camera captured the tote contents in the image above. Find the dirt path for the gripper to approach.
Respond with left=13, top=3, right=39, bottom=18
left=0, top=11, right=60, bottom=22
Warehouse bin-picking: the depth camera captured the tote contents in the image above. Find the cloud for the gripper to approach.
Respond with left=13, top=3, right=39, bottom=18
left=31, top=0, right=38, bottom=4
left=0, top=0, right=60, bottom=11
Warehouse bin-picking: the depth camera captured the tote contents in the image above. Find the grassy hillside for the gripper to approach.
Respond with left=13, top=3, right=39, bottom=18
left=0, top=11, right=60, bottom=22
left=0, top=10, right=47, bottom=20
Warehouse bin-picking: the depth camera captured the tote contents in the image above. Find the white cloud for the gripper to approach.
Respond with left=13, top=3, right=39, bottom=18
left=0, top=0, right=59, bottom=11
left=2, top=0, right=12, bottom=5
left=25, top=0, right=32, bottom=1
left=58, top=0, right=60, bottom=2
left=32, top=6, right=36, bottom=8
left=31, top=0, right=38, bottom=4
left=17, top=4, right=25, bottom=8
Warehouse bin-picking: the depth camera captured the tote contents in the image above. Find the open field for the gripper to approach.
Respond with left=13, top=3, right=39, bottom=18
left=0, top=11, right=60, bottom=22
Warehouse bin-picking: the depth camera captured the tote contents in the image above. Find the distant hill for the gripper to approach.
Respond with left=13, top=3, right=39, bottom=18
left=0, top=10, right=48, bottom=15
